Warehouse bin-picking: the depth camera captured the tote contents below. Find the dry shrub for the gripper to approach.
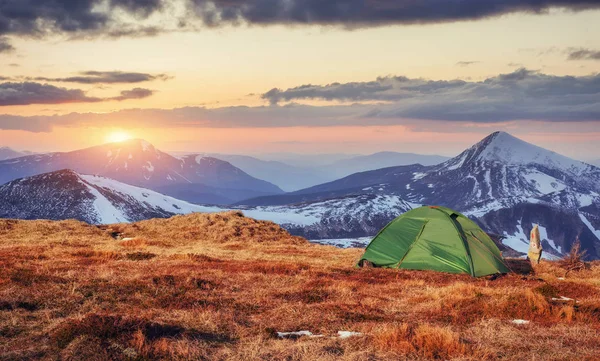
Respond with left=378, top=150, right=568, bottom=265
left=373, top=323, right=470, bottom=359
left=173, top=253, right=223, bottom=263
left=494, top=289, right=551, bottom=320
left=412, top=324, right=469, bottom=359
left=555, top=305, right=575, bottom=323
left=119, top=211, right=308, bottom=247
left=119, top=238, right=148, bottom=249
left=534, top=283, right=560, bottom=298
left=276, top=289, right=332, bottom=304
left=60, top=335, right=118, bottom=361
left=51, top=313, right=234, bottom=354
left=372, top=323, right=415, bottom=355
left=125, top=252, right=157, bottom=261
left=559, top=240, right=588, bottom=274
left=72, top=250, right=122, bottom=260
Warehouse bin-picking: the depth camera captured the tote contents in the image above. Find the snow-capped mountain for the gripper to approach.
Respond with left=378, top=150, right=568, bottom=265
left=0, top=170, right=222, bottom=224
left=244, top=194, right=416, bottom=239
left=0, top=140, right=283, bottom=204
left=241, top=132, right=600, bottom=259
left=0, top=147, right=33, bottom=161
left=0, top=170, right=413, bottom=240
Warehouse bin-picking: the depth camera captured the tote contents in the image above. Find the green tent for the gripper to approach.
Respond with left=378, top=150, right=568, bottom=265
left=358, top=206, right=510, bottom=277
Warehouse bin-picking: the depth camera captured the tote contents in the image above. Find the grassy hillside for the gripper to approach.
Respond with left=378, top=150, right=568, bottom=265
left=1, top=212, right=599, bottom=360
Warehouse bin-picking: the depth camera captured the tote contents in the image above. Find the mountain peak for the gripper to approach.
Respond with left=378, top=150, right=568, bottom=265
left=454, top=131, right=591, bottom=174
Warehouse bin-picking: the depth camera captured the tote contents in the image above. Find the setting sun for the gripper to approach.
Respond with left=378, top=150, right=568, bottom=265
left=105, top=131, right=133, bottom=144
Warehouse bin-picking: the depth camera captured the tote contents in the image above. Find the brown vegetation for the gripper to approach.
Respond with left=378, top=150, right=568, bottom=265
left=1, top=211, right=600, bottom=360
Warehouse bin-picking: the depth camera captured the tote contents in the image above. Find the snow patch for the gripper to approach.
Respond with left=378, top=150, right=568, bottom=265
left=144, top=161, right=155, bottom=172
left=337, top=331, right=363, bottom=339
left=311, top=237, right=372, bottom=248
left=502, top=222, right=530, bottom=254
left=82, top=182, right=128, bottom=224
left=579, top=214, right=600, bottom=241
left=80, top=174, right=220, bottom=219
left=276, top=331, right=323, bottom=339
left=523, top=171, right=566, bottom=194
left=538, top=225, right=561, bottom=254
left=412, top=172, right=426, bottom=180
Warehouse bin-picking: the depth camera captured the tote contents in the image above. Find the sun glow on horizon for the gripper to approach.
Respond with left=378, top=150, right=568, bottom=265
left=105, top=131, right=133, bottom=144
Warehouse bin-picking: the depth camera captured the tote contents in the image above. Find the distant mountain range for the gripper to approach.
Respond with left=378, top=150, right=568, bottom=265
left=321, top=152, right=449, bottom=181
left=0, top=147, right=34, bottom=161
left=199, top=151, right=449, bottom=191
left=0, top=140, right=283, bottom=205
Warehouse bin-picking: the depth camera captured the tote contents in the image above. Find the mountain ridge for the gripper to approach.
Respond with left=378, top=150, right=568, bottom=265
left=0, top=139, right=283, bottom=205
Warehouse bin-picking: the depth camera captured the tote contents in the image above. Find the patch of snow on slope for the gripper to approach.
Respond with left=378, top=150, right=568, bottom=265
left=311, top=237, right=372, bottom=248
left=523, top=171, right=565, bottom=194
left=80, top=174, right=220, bottom=215
left=576, top=193, right=596, bottom=207
left=144, top=161, right=155, bottom=172
left=412, top=172, right=426, bottom=180
left=502, top=222, right=530, bottom=254
left=445, top=152, right=467, bottom=170
left=81, top=181, right=128, bottom=224
left=464, top=200, right=505, bottom=217
left=538, top=224, right=561, bottom=254
left=502, top=222, right=559, bottom=259
left=579, top=214, right=600, bottom=241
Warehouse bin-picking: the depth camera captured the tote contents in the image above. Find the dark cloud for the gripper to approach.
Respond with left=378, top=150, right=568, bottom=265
left=2, top=68, right=599, bottom=132
left=190, top=0, right=600, bottom=27
left=33, top=71, right=171, bottom=84
left=0, top=82, right=154, bottom=106
left=0, top=0, right=598, bottom=44
left=109, top=87, right=154, bottom=101
left=567, top=48, right=600, bottom=61
left=0, top=37, right=14, bottom=53
left=0, top=82, right=101, bottom=106
left=0, top=0, right=165, bottom=38
left=262, top=76, right=469, bottom=104
left=456, top=61, right=480, bottom=67
left=262, top=69, right=600, bottom=107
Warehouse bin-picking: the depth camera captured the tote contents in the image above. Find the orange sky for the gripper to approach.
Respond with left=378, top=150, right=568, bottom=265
left=1, top=8, right=599, bottom=159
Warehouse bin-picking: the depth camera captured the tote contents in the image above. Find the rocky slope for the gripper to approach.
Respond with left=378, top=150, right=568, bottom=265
left=0, top=170, right=220, bottom=224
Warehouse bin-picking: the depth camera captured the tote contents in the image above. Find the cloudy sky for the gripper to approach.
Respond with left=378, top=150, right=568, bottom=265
left=0, top=1, right=599, bottom=159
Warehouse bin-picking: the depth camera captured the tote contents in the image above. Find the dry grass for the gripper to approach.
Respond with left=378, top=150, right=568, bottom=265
left=1, top=211, right=600, bottom=360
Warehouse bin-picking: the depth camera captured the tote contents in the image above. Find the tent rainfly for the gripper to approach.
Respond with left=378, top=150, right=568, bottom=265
left=358, top=206, right=510, bottom=277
